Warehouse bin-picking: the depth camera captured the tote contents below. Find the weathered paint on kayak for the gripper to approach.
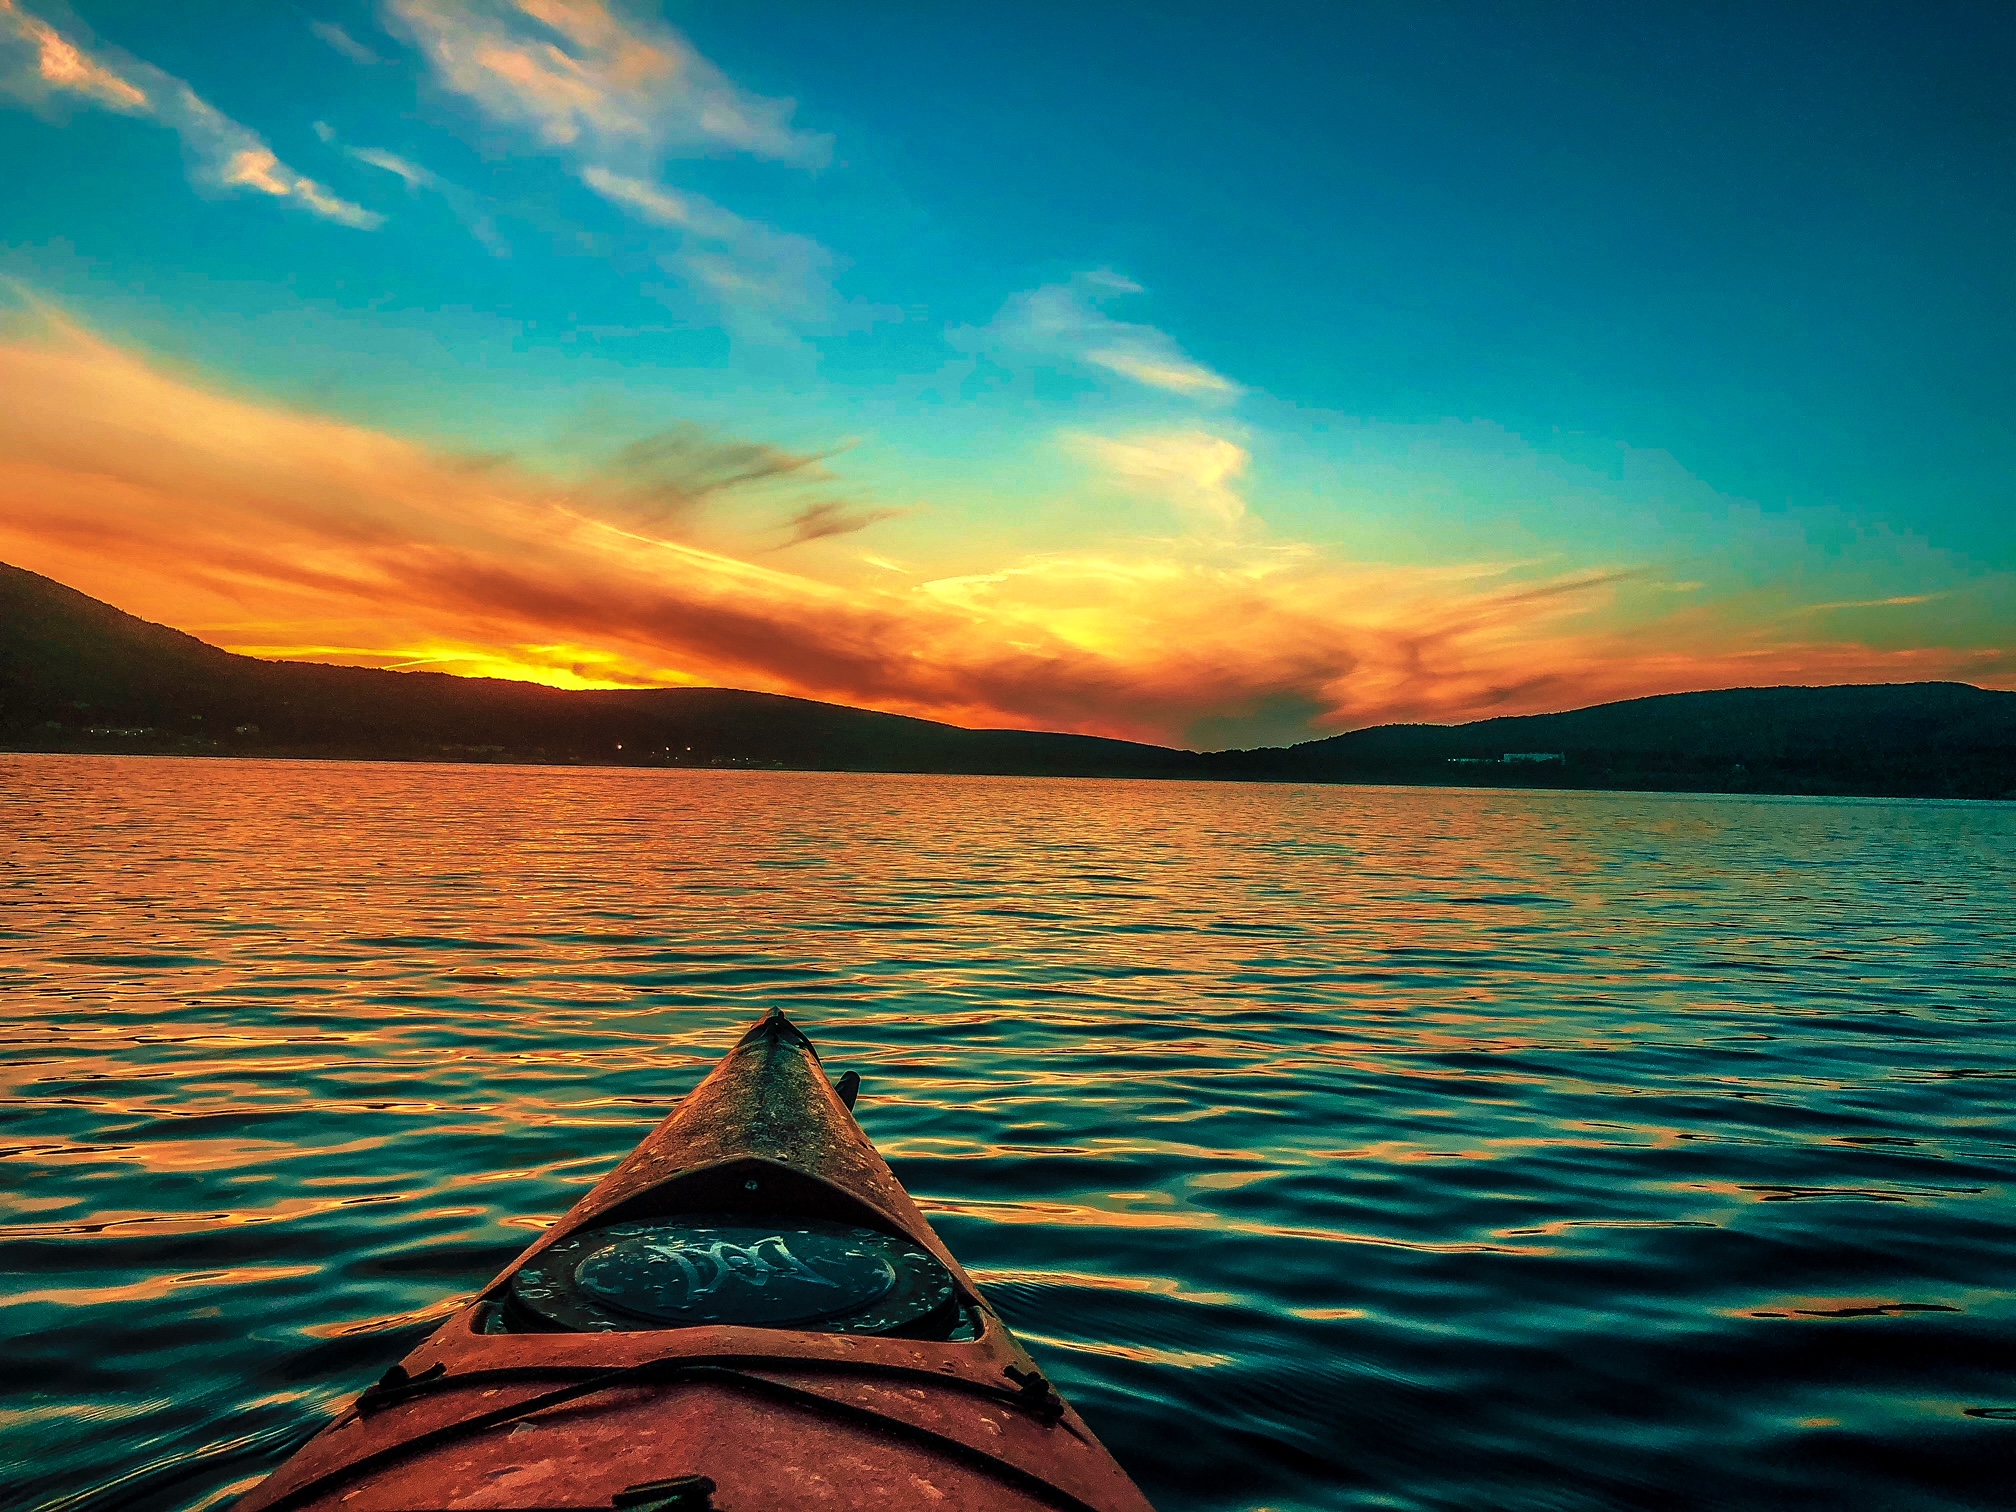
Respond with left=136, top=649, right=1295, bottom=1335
left=235, top=1010, right=1157, bottom=1512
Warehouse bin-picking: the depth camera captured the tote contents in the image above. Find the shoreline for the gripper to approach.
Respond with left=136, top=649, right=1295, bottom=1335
left=6, top=740, right=2009, bottom=803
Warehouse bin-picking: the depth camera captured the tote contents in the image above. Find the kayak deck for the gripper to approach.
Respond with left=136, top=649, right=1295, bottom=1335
left=236, top=1010, right=1155, bottom=1511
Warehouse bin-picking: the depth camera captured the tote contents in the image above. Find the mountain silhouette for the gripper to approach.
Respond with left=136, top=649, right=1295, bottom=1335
left=0, top=562, right=1189, bottom=778
left=1208, top=682, right=2016, bottom=797
left=4, top=561, right=2011, bottom=797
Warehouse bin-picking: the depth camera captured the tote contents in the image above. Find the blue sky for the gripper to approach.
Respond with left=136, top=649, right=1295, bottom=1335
left=1, top=0, right=2010, bottom=743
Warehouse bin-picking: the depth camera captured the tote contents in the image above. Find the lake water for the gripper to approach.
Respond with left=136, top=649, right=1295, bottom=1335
left=2, top=754, right=2013, bottom=1512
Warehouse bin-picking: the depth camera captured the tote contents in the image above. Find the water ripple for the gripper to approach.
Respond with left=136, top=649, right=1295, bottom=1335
left=2, top=756, right=2013, bottom=1511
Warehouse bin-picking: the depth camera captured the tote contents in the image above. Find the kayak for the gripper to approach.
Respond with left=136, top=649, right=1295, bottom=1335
left=237, top=1009, right=1157, bottom=1511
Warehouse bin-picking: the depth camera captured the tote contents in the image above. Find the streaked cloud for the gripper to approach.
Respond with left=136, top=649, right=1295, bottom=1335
left=580, top=165, right=834, bottom=329
left=213, top=143, right=381, bottom=227
left=388, top=0, right=829, bottom=166
left=590, top=423, right=839, bottom=530
left=310, top=18, right=384, bottom=66
left=1797, top=593, right=1943, bottom=614
left=578, top=166, right=743, bottom=240
left=312, top=119, right=513, bottom=253
left=1074, top=429, right=1252, bottom=530
left=3, top=315, right=2006, bottom=748
left=779, top=501, right=905, bottom=548
left=349, top=145, right=435, bottom=191
left=0, top=0, right=381, bottom=227
left=388, top=0, right=833, bottom=329
left=981, top=272, right=1244, bottom=399
left=0, top=0, right=143, bottom=109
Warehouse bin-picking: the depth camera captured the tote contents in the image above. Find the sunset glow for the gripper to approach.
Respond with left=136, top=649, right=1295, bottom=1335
left=3, top=2, right=2010, bottom=745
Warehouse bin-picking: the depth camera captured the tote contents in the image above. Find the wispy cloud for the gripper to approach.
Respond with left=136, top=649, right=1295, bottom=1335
left=588, top=422, right=840, bottom=530
left=1797, top=593, right=1944, bottom=614
left=580, top=165, right=834, bottom=329
left=1073, top=429, right=1252, bottom=530
left=388, top=0, right=829, bottom=166
left=309, top=18, right=384, bottom=65
left=778, top=500, right=905, bottom=548
left=388, top=0, right=833, bottom=331
left=576, top=166, right=746, bottom=241
left=980, top=272, right=1244, bottom=399
left=0, top=0, right=141, bottom=109
left=0, top=0, right=382, bottom=227
left=314, top=118, right=513, bottom=251
left=349, top=145, right=435, bottom=191
left=5, top=316, right=2005, bottom=747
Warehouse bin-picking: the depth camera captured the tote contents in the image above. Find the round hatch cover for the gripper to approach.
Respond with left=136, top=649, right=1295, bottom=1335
left=507, top=1214, right=956, bottom=1335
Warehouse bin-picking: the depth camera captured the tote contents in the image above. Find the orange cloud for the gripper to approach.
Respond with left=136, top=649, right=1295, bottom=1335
left=0, top=0, right=144, bottom=109
left=0, top=315, right=2007, bottom=747
left=390, top=0, right=828, bottom=165
left=0, top=0, right=381, bottom=227
left=385, top=1, right=833, bottom=331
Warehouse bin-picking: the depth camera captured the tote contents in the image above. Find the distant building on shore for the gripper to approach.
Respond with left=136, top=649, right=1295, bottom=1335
left=1446, top=752, right=1567, bottom=766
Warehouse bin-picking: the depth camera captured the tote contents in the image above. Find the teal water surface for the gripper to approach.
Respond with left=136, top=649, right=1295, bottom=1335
left=2, top=754, right=2013, bottom=1511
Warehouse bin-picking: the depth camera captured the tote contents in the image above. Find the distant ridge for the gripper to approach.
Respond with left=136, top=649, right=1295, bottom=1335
left=0, top=563, right=1189, bottom=779
left=1207, top=682, right=2016, bottom=798
left=3, top=562, right=2012, bottom=797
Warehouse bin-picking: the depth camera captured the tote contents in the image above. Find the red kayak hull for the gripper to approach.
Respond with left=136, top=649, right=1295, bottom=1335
left=235, top=1011, right=1155, bottom=1512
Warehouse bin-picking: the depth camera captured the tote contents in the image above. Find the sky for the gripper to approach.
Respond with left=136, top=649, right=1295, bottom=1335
left=1, top=0, right=2011, bottom=748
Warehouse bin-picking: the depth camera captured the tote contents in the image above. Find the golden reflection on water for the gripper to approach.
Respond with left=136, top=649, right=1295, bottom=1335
left=924, top=1194, right=1555, bottom=1254
left=3, top=755, right=2014, bottom=1512
left=4, top=1266, right=321, bottom=1310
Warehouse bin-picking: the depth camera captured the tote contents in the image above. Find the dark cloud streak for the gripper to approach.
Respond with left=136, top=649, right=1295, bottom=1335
left=592, top=424, right=838, bottom=527
left=777, top=500, right=904, bottom=547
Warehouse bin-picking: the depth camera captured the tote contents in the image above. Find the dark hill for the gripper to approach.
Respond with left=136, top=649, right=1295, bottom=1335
left=0, top=562, right=1193, bottom=777
left=4, top=561, right=2011, bottom=797
left=1202, top=683, right=2016, bottom=798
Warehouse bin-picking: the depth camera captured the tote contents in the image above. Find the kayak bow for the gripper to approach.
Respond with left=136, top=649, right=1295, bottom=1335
left=237, top=1010, right=1156, bottom=1511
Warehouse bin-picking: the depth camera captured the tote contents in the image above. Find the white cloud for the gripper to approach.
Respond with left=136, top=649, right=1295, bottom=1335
left=388, top=0, right=835, bottom=333
left=0, top=0, right=382, bottom=228
left=1797, top=593, right=1945, bottom=614
left=350, top=145, right=435, bottom=191
left=317, top=119, right=511, bottom=253
left=0, top=0, right=143, bottom=110
left=310, top=19, right=384, bottom=65
left=983, top=273, right=1243, bottom=399
left=388, top=0, right=828, bottom=166
left=580, top=164, right=834, bottom=330
left=579, top=165, right=743, bottom=239
left=1073, top=429, right=1252, bottom=530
